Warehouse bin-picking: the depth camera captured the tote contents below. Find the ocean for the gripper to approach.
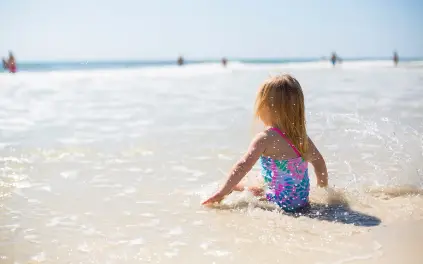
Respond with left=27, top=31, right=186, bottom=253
left=0, top=59, right=422, bottom=263
left=1, top=57, right=421, bottom=73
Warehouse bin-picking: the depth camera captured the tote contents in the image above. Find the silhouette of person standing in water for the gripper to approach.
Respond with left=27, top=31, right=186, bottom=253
left=330, top=52, right=337, bottom=67
left=8, top=52, right=17, bottom=73
left=393, top=51, right=399, bottom=67
left=177, top=56, right=184, bottom=66
left=2, top=57, right=6, bottom=70
left=2, top=51, right=17, bottom=73
left=221, top=57, right=227, bottom=67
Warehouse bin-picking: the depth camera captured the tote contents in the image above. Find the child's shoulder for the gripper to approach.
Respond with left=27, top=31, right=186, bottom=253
left=253, top=129, right=280, bottom=144
left=259, top=129, right=280, bottom=138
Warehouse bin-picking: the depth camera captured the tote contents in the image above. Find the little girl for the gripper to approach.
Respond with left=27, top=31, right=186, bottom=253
left=202, top=74, right=328, bottom=212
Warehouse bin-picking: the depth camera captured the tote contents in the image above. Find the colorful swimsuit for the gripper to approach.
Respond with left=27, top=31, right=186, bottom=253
left=260, top=127, right=310, bottom=211
left=9, top=63, right=17, bottom=73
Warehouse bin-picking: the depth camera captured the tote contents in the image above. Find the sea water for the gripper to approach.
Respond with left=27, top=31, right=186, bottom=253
left=0, top=60, right=422, bottom=263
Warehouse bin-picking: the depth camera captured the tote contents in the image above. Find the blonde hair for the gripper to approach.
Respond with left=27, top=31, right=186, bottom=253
left=255, top=74, right=308, bottom=156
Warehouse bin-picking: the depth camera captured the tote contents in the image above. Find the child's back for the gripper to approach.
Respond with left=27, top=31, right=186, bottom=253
left=260, top=127, right=310, bottom=211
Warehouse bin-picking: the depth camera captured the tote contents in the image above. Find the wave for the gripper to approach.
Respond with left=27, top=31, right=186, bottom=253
left=2, top=59, right=422, bottom=77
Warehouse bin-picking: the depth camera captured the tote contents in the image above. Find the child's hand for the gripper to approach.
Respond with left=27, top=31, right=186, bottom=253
left=202, top=192, right=225, bottom=205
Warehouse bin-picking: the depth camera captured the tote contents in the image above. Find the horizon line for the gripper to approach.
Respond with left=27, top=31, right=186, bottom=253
left=12, top=56, right=423, bottom=63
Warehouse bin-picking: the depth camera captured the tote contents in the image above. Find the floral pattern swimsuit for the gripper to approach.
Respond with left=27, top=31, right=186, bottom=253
left=260, top=127, right=310, bottom=211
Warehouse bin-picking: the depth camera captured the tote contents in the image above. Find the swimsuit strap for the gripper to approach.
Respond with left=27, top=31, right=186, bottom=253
left=269, top=127, right=301, bottom=157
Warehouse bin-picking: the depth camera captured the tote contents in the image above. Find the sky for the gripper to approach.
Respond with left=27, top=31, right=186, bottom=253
left=0, top=0, right=422, bottom=61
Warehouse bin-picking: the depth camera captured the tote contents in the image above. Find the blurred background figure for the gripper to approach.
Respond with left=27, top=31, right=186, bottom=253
left=7, top=51, right=17, bottom=73
left=2, top=51, right=17, bottom=73
left=2, top=57, right=6, bottom=69
left=330, top=52, right=338, bottom=66
left=393, top=50, right=399, bottom=66
left=221, top=57, right=227, bottom=67
left=177, top=56, right=184, bottom=66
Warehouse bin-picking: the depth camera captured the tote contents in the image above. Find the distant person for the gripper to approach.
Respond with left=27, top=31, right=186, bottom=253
left=393, top=51, right=399, bottom=67
left=202, top=74, right=328, bottom=211
left=221, top=57, right=228, bottom=67
left=6, top=51, right=17, bottom=73
left=2, top=57, right=7, bottom=70
left=330, top=52, right=337, bottom=67
left=177, top=56, right=184, bottom=66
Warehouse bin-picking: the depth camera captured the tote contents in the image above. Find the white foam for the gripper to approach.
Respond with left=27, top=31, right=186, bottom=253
left=171, top=165, right=205, bottom=177
left=31, top=252, right=46, bottom=262
left=204, top=250, right=231, bottom=257
left=28, top=199, right=41, bottom=204
left=140, top=213, right=155, bottom=217
left=168, top=227, right=183, bottom=236
left=0, top=224, right=20, bottom=232
left=124, top=187, right=136, bottom=194
left=77, top=243, right=91, bottom=253
left=2, top=60, right=414, bottom=86
left=136, top=200, right=159, bottom=204
left=15, top=180, right=31, bottom=189
left=169, top=241, right=187, bottom=247
left=60, top=170, right=78, bottom=180
left=82, top=227, right=98, bottom=236
left=139, top=219, right=160, bottom=227
left=217, top=154, right=233, bottom=160
left=46, top=216, right=77, bottom=227
left=192, top=220, right=204, bottom=226
left=128, top=238, right=144, bottom=245
left=127, top=167, right=144, bottom=172
left=40, top=185, right=52, bottom=192
left=164, top=249, right=179, bottom=258
left=200, top=242, right=210, bottom=250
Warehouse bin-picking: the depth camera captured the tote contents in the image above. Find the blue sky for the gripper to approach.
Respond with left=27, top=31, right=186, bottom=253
left=0, top=0, right=422, bottom=60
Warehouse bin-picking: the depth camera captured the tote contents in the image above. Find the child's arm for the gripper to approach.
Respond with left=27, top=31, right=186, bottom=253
left=202, top=132, right=268, bottom=205
left=306, top=137, right=328, bottom=187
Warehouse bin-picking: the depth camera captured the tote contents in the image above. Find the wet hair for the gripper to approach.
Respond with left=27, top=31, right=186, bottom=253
left=255, top=74, right=308, bottom=156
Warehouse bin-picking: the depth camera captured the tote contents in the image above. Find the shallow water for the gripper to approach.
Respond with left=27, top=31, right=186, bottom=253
left=0, top=61, right=422, bottom=263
